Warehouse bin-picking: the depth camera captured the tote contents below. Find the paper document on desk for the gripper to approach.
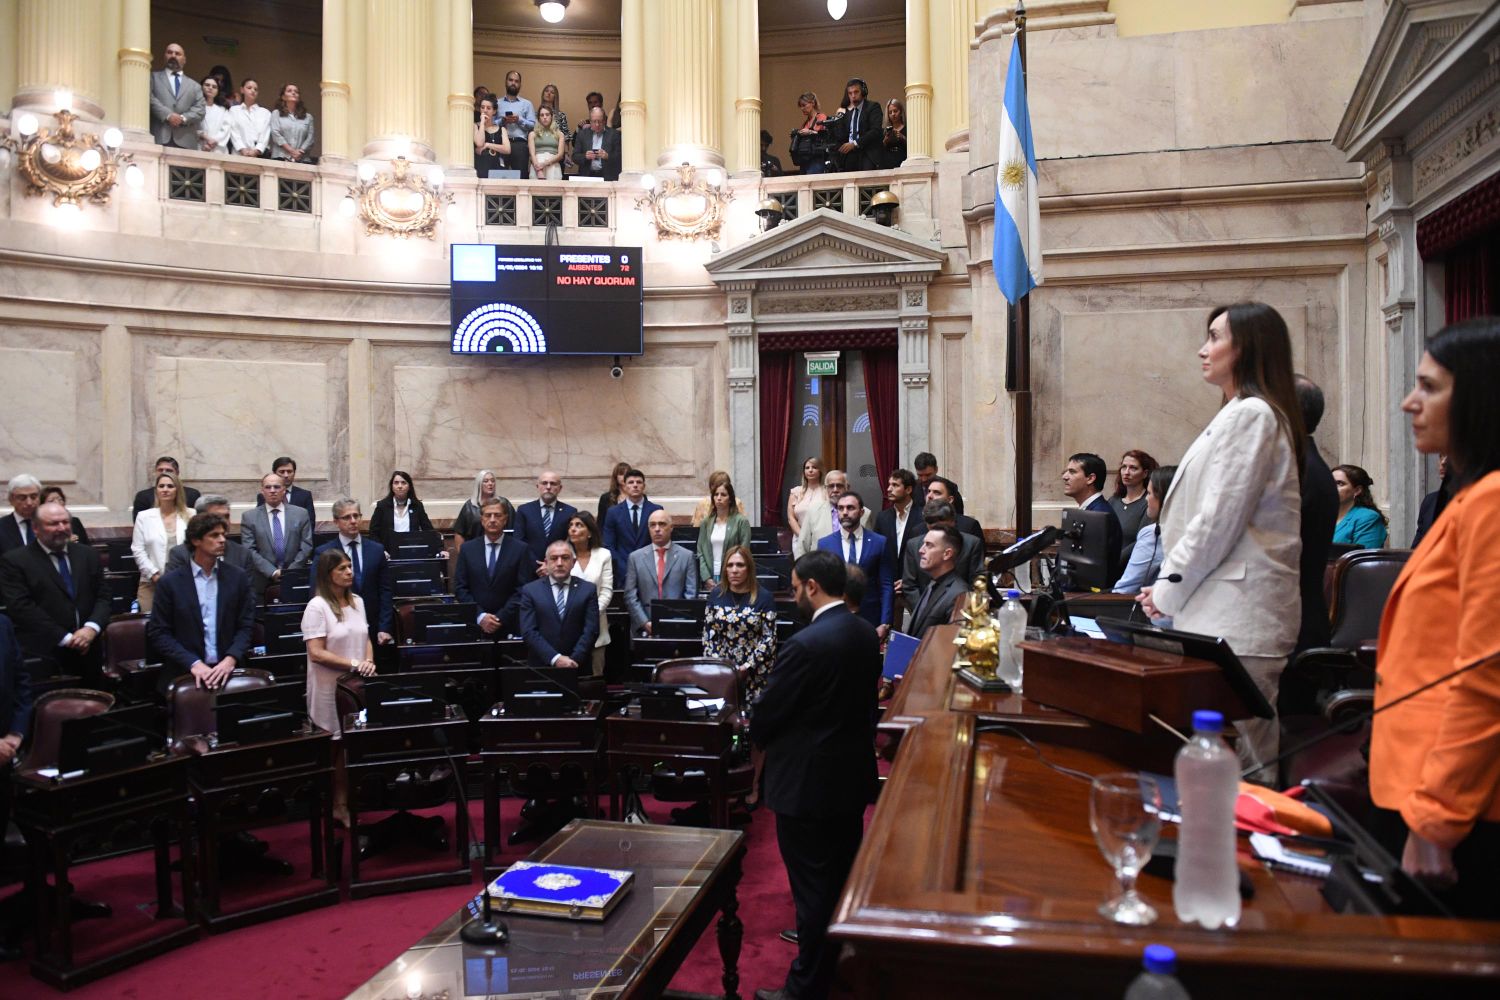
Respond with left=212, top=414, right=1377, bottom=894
left=686, top=698, right=725, bottom=713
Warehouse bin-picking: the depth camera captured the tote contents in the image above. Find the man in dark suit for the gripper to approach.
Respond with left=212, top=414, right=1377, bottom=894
left=240, top=472, right=314, bottom=593
left=512, top=469, right=577, bottom=570
left=131, top=456, right=202, bottom=522
left=925, top=476, right=982, bottom=543
left=149, top=41, right=205, bottom=148
left=902, top=501, right=982, bottom=619
left=1, top=475, right=42, bottom=556
left=454, top=498, right=530, bottom=637
left=750, top=551, right=880, bottom=1000
left=874, top=468, right=924, bottom=580
left=313, top=498, right=394, bottom=646
left=164, top=495, right=260, bottom=593
left=572, top=106, right=621, bottom=181
left=0, top=502, right=111, bottom=681
left=146, top=512, right=257, bottom=694
left=1293, top=375, right=1338, bottom=652
left=834, top=78, right=882, bottom=172
left=602, top=469, right=660, bottom=573
left=1062, top=452, right=1123, bottom=582
left=255, top=456, right=316, bottom=522
left=517, top=540, right=599, bottom=670
left=907, top=526, right=969, bottom=636
left=817, top=490, right=892, bottom=637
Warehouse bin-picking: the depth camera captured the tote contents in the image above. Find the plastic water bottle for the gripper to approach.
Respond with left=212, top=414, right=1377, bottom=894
left=996, top=589, right=1027, bottom=691
left=1124, top=945, right=1190, bottom=999
left=1173, top=710, right=1241, bottom=928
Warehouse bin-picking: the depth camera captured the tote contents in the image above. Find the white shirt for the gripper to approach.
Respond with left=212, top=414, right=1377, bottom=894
left=1079, top=492, right=1105, bottom=509
left=199, top=103, right=231, bottom=150
left=840, top=525, right=866, bottom=562
left=894, top=502, right=911, bottom=548
left=10, top=512, right=30, bottom=547
left=810, top=600, right=842, bottom=622
left=393, top=502, right=411, bottom=533
left=227, top=103, right=271, bottom=153
left=710, top=521, right=728, bottom=576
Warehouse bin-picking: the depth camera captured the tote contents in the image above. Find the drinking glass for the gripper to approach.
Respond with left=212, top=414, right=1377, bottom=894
left=1089, top=771, right=1162, bottom=925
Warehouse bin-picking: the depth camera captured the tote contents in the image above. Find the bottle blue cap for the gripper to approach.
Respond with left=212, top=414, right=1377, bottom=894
left=1005, top=589, right=1021, bottom=599
left=1142, top=944, right=1176, bottom=974
left=1192, top=709, right=1224, bottom=732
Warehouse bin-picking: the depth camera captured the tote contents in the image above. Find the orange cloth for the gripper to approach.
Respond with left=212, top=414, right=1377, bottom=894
left=1236, top=783, right=1333, bottom=838
left=1369, top=471, right=1500, bottom=850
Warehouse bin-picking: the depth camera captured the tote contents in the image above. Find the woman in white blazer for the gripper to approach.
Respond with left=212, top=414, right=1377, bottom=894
left=131, top=471, right=190, bottom=612
left=1139, top=302, right=1305, bottom=781
left=566, top=511, right=613, bottom=677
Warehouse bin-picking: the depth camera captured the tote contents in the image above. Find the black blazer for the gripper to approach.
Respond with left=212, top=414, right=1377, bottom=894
left=366, top=496, right=435, bottom=552
left=571, top=126, right=621, bottom=181
left=146, top=561, right=257, bottom=693
left=836, top=100, right=883, bottom=172
left=512, top=499, right=578, bottom=565
left=1297, top=439, right=1339, bottom=651
left=0, top=614, right=33, bottom=740
left=517, top=577, right=599, bottom=669
left=750, top=604, right=880, bottom=818
left=902, top=533, right=983, bottom=613
left=453, top=535, right=531, bottom=629
left=874, top=505, right=924, bottom=580
left=314, top=537, right=394, bottom=637
left=132, top=484, right=201, bottom=522
left=0, top=541, right=111, bottom=660
left=0, top=515, right=27, bottom=556
left=907, top=570, right=968, bottom=636
left=257, top=484, right=316, bottom=522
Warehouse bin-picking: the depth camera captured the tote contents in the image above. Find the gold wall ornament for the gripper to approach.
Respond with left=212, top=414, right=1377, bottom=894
left=1, top=110, right=134, bottom=209
left=346, top=156, right=453, bottom=240
left=636, top=162, right=733, bottom=241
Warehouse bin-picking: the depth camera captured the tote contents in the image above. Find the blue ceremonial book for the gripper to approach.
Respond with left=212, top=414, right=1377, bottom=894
left=883, top=630, right=920, bottom=680
left=485, top=861, right=634, bottom=921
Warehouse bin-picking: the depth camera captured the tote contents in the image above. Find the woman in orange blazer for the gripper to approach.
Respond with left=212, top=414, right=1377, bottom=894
left=1370, top=316, right=1500, bottom=919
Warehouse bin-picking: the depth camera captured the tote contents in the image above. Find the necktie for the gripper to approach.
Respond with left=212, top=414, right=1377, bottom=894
left=53, top=551, right=75, bottom=600
left=847, top=532, right=857, bottom=565
left=631, top=504, right=639, bottom=532
left=19, top=518, right=30, bottom=547
left=487, top=541, right=499, bottom=576
left=271, top=509, right=285, bottom=565
left=656, top=547, right=667, bottom=597
left=348, top=542, right=361, bottom=586
left=850, top=105, right=860, bottom=145
left=172, top=72, right=180, bottom=98
left=554, top=581, right=568, bottom=619
left=542, top=504, right=554, bottom=536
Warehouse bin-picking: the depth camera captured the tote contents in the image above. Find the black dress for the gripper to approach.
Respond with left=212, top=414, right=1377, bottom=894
left=474, top=124, right=507, bottom=176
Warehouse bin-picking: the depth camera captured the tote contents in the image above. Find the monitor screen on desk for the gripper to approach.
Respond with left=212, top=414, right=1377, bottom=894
left=1093, top=616, right=1275, bottom=719
left=414, top=602, right=480, bottom=644
left=1059, top=509, right=1113, bottom=592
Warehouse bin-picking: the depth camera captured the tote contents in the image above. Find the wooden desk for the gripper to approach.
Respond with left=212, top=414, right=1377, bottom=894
left=343, top=819, right=746, bottom=1000
left=837, top=627, right=1500, bottom=997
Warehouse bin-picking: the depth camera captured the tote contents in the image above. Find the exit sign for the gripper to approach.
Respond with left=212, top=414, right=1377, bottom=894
left=806, top=355, right=839, bottom=376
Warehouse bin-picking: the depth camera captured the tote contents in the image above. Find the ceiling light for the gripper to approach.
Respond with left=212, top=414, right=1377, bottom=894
left=827, top=0, right=848, bottom=20
left=537, top=0, right=568, bottom=24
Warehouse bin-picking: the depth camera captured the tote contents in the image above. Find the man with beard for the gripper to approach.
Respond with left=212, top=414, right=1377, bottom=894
left=495, top=69, right=536, bottom=179
left=750, top=550, right=880, bottom=1000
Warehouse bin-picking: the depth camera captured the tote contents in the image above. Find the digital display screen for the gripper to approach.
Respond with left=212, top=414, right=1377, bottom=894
left=450, top=243, right=644, bottom=356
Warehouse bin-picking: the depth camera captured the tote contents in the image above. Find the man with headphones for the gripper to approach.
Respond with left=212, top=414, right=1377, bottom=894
left=835, top=78, right=883, bottom=172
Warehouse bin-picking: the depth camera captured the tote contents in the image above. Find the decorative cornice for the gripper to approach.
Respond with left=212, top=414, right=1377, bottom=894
left=902, top=374, right=931, bottom=388
left=758, top=292, right=898, bottom=315
left=975, top=0, right=1115, bottom=44
left=728, top=377, right=756, bottom=390
left=1407, top=58, right=1500, bottom=149
left=1415, top=107, right=1500, bottom=196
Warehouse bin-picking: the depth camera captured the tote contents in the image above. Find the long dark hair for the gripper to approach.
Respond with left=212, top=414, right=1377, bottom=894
left=276, top=83, right=306, bottom=119
left=605, top=461, right=631, bottom=503
left=384, top=470, right=419, bottom=503
left=1334, top=464, right=1387, bottom=528
left=1209, top=302, right=1307, bottom=479
left=567, top=511, right=602, bottom=551
left=1426, top=317, right=1500, bottom=490
left=1112, top=449, right=1159, bottom=498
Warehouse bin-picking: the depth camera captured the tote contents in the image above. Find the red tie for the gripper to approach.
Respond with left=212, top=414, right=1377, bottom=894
left=656, top=547, right=667, bottom=597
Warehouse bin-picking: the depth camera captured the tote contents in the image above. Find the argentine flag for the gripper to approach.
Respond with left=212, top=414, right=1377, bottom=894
left=993, top=36, right=1041, bottom=303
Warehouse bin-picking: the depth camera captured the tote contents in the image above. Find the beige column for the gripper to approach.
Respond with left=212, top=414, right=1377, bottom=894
left=657, top=0, right=721, bottom=167
left=320, top=0, right=350, bottom=160
left=619, top=0, right=647, bottom=172
left=363, top=0, right=433, bottom=160
left=904, top=0, right=933, bottom=161
left=116, top=0, right=149, bottom=132
left=445, top=0, right=475, bottom=171
left=730, top=0, right=761, bottom=177
left=15, top=0, right=106, bottom=119
left=347, top=0, right=366, bottom=158
left=0, top=0, right=19, bottom=114
left=932, top=0, right=978, bottom=153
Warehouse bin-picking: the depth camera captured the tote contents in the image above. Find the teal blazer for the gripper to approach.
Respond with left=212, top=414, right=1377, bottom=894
left=697, top=512, right=751, bottom=583
left=1332, top=505, right=1388, bottom=548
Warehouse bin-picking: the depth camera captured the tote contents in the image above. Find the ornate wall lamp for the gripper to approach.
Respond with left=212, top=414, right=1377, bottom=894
left=0, top=92, right=140, bottom=211
left=636, top=162, right=733, bottom=241
left=341, top=155, right=454, bottom=240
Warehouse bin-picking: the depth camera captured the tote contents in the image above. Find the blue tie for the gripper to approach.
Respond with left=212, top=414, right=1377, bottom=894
left=172, top=73, right=180, bottom=98
left=347, top=541, right=362, bottom=587
left=271, top=509, right=285, bottom=565
left=542, top=505, right=554, bottom=536
left=53, top=551, right=75, bottom=600
left=487, top=541, right=499, bottom=576
left=847, top=533, right=856, bottom=565
left=631, top=504, right=639, bottom=531
left=554, top=581, right=568, bottom=619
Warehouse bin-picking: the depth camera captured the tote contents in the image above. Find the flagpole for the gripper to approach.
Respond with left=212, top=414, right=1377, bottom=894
left=1011, top=1, right=1033, bottom=538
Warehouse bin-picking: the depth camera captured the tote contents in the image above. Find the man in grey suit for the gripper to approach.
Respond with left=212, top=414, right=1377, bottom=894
left=239, top=473, right=312, bottom=593
left=149, top=42, right=205, bottom=148
left=623, top=509, right=696, bottom=636
left=164, top=495, right=262, bottom=596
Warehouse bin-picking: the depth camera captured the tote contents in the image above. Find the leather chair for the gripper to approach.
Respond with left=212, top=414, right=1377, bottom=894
left=648, top=659, right=753, bottom=825
left=165, top=668, right=276, bottom=743
left=24, top=689, right=115, bottom=772
left=102, top=616, right=148, bottom=684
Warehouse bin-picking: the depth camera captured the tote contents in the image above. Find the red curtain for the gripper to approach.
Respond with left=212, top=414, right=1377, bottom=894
left=1444, top=239, right=1499, bottom=324
left=862, top=348, right=899, bottom=509
left=759, top=351, right=794, bottom=526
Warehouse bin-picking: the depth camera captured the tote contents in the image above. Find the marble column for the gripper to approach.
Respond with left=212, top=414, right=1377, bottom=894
left=904, top=0, right=933, bottom=162
left=363, top=0, right=433, bottom=161
left=724, top=283, right=759, bottom=518
left=100, top=322, right=133, bottom=516
left=619, top=0, right=647, bottom=173
left=731, top=0, right=761, bottom=177
left=445, top=0, right=475, bottom=171
left=1371, top=141, right=1421, bottom=546
left=932, top=0, right=978, bottom=153
left=15, top=0, right=106, bottom=119
left=898, top=282, right=932, bottom=468
left=320, top=0, right=350, bottom=160
left=0, top=0, right=16, bottom=115
left=116, top=0, right=150, bottom=133
left=657, top=0, right=722, bottom=168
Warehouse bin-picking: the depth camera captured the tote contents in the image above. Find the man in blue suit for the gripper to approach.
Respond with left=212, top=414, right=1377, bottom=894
left=601, top=469, right=660, bottom=572
left=146, top=512, right=258, bottom=694
left=313, top=498, right=394, bottom=645
left=453, top=498, right=530, bottom=636
left=1062, top=452, right=1124, bottom=582
left=512, top=469, right=577, bottom=571
left=816, top=490, right=892, bottom=638
left=517, top=540, right=599, bottom=670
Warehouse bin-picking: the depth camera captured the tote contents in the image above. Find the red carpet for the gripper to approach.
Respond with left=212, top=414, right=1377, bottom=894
left=1, top=793, right=809, bottom=999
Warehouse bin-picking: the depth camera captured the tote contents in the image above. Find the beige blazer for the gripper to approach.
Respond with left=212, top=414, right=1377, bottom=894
left=1151, top=395, right=1302, bottom=658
